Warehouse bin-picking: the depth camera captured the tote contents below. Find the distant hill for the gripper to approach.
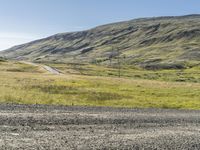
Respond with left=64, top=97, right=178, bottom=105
left=1, top=14, right=200, bottom=69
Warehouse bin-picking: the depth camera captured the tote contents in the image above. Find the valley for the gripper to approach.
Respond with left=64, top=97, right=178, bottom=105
left=0, top=0, right=200, bottom=149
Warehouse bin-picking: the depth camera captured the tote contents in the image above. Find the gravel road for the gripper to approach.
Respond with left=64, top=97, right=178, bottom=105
left=0, top=104, right=200, bottom=150
left=21, top=61, right=61, bottom=75
left=43, top=65, right=61, bottom=75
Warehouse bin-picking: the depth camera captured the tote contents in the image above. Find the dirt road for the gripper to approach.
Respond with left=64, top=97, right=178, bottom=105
left=42, top=65, right=61, bottom=75
left=21, top=61, right=61, bottom=75
left=0, top=104, right=200, bottom=149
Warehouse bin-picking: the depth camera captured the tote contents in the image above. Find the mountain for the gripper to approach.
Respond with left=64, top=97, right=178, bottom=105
left=1, top=14, right=200, bottom=69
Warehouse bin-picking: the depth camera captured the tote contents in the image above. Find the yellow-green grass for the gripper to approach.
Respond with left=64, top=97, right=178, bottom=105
left=0, top=61, right=200, bottom=109
left=46, top=62, right=200, bottom=83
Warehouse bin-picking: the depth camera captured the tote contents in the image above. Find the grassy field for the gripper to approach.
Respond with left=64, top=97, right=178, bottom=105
left=46, top=62, right=200, bottom=83
left=0, top=60, right=200, bottom=109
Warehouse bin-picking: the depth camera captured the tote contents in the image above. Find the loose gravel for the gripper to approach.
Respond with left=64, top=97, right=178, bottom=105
left=0, top=104, right=200, bottom=149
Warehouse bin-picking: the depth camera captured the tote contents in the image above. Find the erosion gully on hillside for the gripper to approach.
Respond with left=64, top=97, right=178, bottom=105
left=0, top=104, right=200, bottom=149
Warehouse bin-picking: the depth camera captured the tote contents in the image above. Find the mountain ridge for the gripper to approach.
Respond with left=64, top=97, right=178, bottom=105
left=1, top=14, right=200, bottom=69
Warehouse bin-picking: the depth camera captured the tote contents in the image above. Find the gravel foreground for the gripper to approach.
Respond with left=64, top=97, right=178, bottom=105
left=0, top=104, right=200, bottom=149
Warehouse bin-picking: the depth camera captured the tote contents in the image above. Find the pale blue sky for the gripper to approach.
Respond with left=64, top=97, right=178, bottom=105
left=0, top=0, right=200, bottom=50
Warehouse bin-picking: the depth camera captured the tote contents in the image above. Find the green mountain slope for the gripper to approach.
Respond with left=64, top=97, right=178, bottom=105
left=1, top=14, right=200, bottom=69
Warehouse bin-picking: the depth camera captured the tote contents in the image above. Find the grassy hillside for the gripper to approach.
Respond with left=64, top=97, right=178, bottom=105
left=1, top=14, right=200, bottom=69
left=0, top=61, right=200, bottom=109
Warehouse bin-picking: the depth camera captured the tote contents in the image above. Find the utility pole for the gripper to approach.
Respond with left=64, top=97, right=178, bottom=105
left=72, top=55, right=77, bottom=71
left=109, top=47, right=121, bottom=78
left=117, top=48, right=121, bottom=78
left=109, top=47, right=114, bottom=67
